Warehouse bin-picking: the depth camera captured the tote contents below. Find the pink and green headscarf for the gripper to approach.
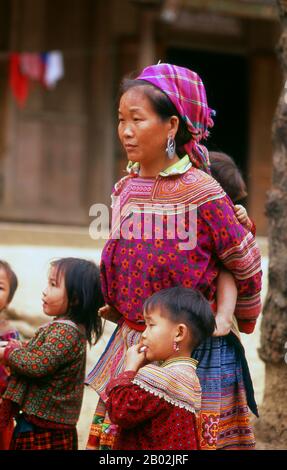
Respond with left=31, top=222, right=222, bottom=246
left=136, top=63, right=215, bottom=173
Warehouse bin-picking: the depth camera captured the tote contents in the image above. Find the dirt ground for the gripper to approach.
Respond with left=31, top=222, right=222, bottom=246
left=0, top=231, right=270, bottom=449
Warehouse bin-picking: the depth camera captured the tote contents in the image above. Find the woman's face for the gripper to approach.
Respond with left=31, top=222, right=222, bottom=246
left=118, top=87, right=172, bottom=165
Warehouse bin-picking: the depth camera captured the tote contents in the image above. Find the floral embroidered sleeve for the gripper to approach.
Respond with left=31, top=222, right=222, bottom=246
left=106, top=371, right=169, bottom=429
left=4, top=324, right=84, bottom=378
left=199, top=195, right=262, bottom=333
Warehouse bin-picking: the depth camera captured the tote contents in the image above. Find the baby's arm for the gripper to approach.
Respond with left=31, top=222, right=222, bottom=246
left=213, top=269, right=237, bottom=337
left=98, top=304, right=122, bottom=323
left=234, top=204, right=256, bottom=235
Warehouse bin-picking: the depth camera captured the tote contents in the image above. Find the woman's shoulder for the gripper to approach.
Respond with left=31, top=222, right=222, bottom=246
left=184, top=166, right=223, bottom=190
left=154, top=166, right=225, bottom=206
left=113, top=174, right=133, bottom=196
left=186, top=167, right=229, bottom=207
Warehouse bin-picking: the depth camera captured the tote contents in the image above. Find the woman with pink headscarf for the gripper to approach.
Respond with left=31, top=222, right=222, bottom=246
left=86, top=63, right=262, bottom=450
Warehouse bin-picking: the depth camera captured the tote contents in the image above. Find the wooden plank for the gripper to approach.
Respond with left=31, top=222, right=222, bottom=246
left=183, top=0, right=278, bottom=20
left=86, top=0, right=116, bottom=218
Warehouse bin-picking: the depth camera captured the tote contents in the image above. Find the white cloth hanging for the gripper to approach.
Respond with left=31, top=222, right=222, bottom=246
left=44, top=51, right=64, bottom=89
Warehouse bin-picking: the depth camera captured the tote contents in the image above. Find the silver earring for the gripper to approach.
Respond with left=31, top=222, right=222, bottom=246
left=173, top=341, right=180, bottom=352
left=166, top=136, right=176, bottom=159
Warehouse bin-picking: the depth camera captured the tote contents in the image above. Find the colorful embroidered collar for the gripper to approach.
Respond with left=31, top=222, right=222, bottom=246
left=126, top=154, right=191, bottom=177
left=161, top=356, right=198, bottom=369
left=132, top=356, right=201, bottom=414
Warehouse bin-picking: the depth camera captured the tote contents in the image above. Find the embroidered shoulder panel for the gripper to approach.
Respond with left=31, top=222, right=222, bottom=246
left=132, top=362, right=201, bottom=414
left=152, top=168, right=225, bottom=207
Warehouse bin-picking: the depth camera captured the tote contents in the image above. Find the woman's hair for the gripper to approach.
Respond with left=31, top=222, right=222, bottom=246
left=51, top=258, right=104, bottom=346
left=0, top=260, right=18, bottom=304
left=120, top=78, right=192, bottom=158
left=209, top=151, right=247, bottom=203
left=143, top=286, right=216, bottom=349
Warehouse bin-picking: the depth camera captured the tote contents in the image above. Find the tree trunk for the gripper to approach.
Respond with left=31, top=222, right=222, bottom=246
left=256, top=0, right=287, bottom=446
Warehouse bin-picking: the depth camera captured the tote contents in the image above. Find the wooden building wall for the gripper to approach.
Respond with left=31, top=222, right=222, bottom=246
left=0, top=0, right=121, bottom=226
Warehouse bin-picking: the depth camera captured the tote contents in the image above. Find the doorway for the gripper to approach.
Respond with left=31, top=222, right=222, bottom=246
left=167, top=48, right=249, bottom=179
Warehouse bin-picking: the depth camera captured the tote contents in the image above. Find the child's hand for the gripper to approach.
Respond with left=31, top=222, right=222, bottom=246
left=124, top=344, right=147, bottom=372
left=234, top=204, right=248, bottom=225
left=213, top=314, right=232, bottom=337
left=98, top=304, right=121, bottom=323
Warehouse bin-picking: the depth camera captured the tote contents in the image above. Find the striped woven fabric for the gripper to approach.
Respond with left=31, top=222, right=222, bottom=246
left=85, top=322, right=142, bottom=450
left=137, top=63, right=215, bottom=172
left=86, top=397, right=118, bottom=450
left=85, top=321, right=142, bottom=398
left=192, top=335, right=256, bottom=450
left=133, top=358, right=201, bottom=414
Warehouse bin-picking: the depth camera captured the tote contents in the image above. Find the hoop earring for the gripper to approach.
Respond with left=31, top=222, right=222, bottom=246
left=173, top=341, right=180, bottom=352
left=166, top=136, right=176, bottom=160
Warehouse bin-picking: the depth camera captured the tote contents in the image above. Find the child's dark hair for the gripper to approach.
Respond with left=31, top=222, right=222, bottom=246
left=143, top=286, right=215, bottom=349
left=51, top=258, right=104, bottom=346
left=0, top=260, right=18, bottom=304
left=209, top=151, right=247, bottom=203
left=120, top=78, right=192, bottom=158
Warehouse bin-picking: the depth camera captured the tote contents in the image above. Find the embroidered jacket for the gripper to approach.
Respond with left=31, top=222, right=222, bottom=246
left=101, top=155, right=262, bottom=334
left=106, top=358, right=200, bottom=450
left=3, top=319, right=86, bottom=426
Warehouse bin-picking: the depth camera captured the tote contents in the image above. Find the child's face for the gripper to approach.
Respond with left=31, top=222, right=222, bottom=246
left=141, top=308, right=179, bottom=362
left=42, top=266, right=68, bottom=317
left=0, top=268, right=10, bottom=312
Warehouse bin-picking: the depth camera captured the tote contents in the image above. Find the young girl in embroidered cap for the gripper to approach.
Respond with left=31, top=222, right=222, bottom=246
left=106, top=286, right=216, bottom=450
left=0, top=257, right=104, bottom=450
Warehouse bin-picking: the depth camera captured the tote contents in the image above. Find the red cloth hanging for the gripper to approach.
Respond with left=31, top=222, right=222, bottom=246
left=20, top=53, right=44, bottom=81
left=9, top=53, right=29, bottom=107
